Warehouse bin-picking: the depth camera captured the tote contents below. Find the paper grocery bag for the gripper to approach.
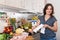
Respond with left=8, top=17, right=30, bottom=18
left=25, top=36, right=34, bottom=40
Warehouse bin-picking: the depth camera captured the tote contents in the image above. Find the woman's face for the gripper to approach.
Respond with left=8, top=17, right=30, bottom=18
left=46, top=6, right=52, bottom=15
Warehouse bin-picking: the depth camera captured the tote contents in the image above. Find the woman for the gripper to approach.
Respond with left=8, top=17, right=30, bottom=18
left=37, top=3, right=58, bottom=40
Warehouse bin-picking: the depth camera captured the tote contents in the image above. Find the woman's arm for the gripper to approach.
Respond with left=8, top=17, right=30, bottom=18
left=44, top=21, right=58, bottom=32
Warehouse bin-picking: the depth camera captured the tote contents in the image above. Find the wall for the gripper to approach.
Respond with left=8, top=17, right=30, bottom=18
left=47, top=0, right=60, bottom=40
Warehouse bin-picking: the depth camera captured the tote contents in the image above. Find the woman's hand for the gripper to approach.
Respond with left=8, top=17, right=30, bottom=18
left=44, top=24, right=49, bottom=28
left=43, top=21, right=58, bottom=32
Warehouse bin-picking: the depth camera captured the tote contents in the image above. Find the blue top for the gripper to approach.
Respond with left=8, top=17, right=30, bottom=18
left=38, top=15, right=57, bottom=38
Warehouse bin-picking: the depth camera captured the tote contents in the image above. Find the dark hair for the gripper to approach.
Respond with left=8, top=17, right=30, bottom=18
left=43, top=3, right=54, bottom=16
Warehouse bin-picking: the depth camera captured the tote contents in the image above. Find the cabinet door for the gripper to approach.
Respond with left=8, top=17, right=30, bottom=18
left=0, top=0, right=5, bottom=5
left=31, top=0, right=45, bottom=13
left=5, top=0, right=19, bottom=8
left=18, top=0, right=25, bottom=8
left=18, top=0, right=45, bottom=12
left=21, top=0, right=34, bottom=12
left=0, top=0, right=45, bottom=13
left=18, top=0, right=36, bottom=12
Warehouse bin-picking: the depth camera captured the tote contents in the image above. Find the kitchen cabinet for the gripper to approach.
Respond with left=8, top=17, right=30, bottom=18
left=0, top=0, right=20, bottom=8
left=0, top=0, right=25, bottom=9
left=0, top=0, right=45, bottom=13
left=18, top=0, right=25, bottom=8
left=19, top=0, right=45, bottom=12
left=0, top=0, right=5, bottom=5
left=5, top=0, right=19, bottom=8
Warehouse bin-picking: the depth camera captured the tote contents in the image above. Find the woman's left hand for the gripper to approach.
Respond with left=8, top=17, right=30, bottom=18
left=44, top=24, right=49, bottom=28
